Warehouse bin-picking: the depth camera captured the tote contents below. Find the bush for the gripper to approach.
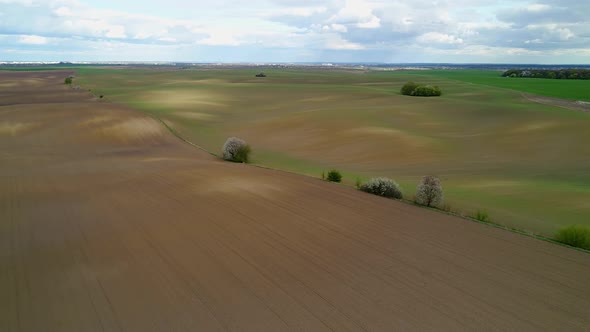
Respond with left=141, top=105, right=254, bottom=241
left=555, top=225, right=590, bottom=250
left=355, top=177, right=362, bottom=189
left=64, top=77, right=72, bottom=84
left=474, top=210, right=491, bottom=223
left=222, top=137, right=251, bottom=163
left=401, top=82, right=442, bottom=97
left=234, top=144, right=251, bottom=163
left=440, top=203, right=452, bottom=212
left=415, top=175, right=443, bottom=207
left=411, top=85, right=442, bottom=97
left=401, top=82, right=420, bottom=95
left=360, top=177, right=403, bottom=199
left=326, top=170, right=342, bottom=182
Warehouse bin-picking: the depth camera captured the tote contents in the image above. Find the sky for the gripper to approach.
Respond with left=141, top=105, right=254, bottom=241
left=0, top=0, right=589, bottom=63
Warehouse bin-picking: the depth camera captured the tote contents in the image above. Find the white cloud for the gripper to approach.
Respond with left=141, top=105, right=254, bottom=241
left=105, top=25, right=126, bottom=38
left=53, top=6, right=73, bottom=16
left=555, top=27, right=574, bottom=40
left=322, top=24, right=348, bottom=33
left=19, top=35, right=48, bottom=44
left=0, top=0, right=36, bottom=4
left=197, top=31, right=242, bottom=46
left=527, top=4, right=551, bottom=12
left=527, top=24, right=575, bottom=41
left=505, top=47, right=542, bottom=55
left=417, top=32, right=463, bottom=44
left=357, top=16, right=380, bottom=29
left=0, top=0, right=588, bottom=62
left=265, top=6, right=327, bottom=17
left=158, top=36, right=176, bottom=42
left=328, top=0, right=381, bottom=28
left=324, top=35, right=365, bottom=50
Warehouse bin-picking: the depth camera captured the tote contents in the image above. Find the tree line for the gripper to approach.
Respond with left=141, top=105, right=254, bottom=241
left=502, top=69, right=590, bottom=80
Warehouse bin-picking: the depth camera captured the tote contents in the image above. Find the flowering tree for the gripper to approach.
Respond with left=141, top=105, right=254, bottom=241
left=222, top=137, right=251, bottom=163
left=360, top=177, right=403, bottom=199
left=415, top=175, right=443, bottom=207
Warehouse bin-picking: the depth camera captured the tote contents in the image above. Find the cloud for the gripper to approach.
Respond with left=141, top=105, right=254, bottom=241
left=197, top=32, right=242, bottom=46
left=496, top=4, right=580, bottom=28
left=327, top=0, right=381, bottom=28
left=0, top=0, right=588, bottom=63
left=19, top=35, right=48, bottom=44
left=53, top=6, right=73, bottom=17
left=322, top=24, right=348, bottom=33
left=324, top=35, right=365, bottom=50
left=527, top=24, right=574, bottom=41
left=417, top=32, right=463, bottom=45
left=527, top=4, right=551, bottom=12
left=356, top=16, right=380, bottom=29
left=264, top=6, right=328, bottom=17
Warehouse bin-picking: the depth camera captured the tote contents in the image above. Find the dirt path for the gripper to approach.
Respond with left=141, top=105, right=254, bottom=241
left=1, top=71, right=590, bottom=331
left=522, top=93, right=590, bottom=113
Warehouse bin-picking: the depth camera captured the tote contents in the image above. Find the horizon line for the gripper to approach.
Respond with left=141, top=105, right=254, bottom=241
left=1, top=61, right=590, bottom=66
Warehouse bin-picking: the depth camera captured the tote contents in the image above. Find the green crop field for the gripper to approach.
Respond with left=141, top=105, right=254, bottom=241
left=400, top=69, right=590, bottom=101
left=74, top=67, right=590, bottom=236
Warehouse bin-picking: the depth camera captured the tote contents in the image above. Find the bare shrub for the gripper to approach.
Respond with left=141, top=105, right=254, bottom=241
left=222, top=137, right=251, bottom=163
left=415, top=175, right=443, bottom=207
left=360, top=177, right=403, bottom=199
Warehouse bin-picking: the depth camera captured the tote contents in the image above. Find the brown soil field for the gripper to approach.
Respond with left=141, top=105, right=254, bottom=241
left=1, top=71, right=590, bottom=331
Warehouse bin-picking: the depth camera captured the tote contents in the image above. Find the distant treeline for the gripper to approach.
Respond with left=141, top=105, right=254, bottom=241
left=502, top=69, right=590, bottom=80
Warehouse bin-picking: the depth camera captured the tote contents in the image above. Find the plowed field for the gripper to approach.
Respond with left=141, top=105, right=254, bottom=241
left=2, top=71, right=589, bottom=331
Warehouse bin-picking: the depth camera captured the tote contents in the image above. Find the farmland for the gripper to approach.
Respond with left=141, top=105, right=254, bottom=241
left=2, top=70, right=590, bottom=331
left=400, top=69, right=590, bottom=101
left=74, top=67, right=590, bottom=236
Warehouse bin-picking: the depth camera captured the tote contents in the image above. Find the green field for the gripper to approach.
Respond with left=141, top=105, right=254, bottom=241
left=400, top=69, right=590, bottom=101
left=74, top=67, right=590, bottom=236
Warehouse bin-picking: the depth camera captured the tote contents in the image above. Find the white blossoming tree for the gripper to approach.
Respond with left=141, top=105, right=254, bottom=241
left=222, top=137, right=251, bottom=163
left=360, top=177, right=403, bottom=199
left=415, top=175, right=443, bottom=207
